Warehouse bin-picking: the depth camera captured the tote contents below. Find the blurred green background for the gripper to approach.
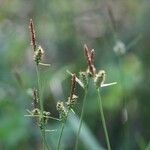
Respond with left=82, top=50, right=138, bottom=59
left=0, top=0, right=150, bottom=150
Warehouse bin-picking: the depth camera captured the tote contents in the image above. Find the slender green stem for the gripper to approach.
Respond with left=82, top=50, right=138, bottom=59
left=97, top=88, right=111, bottom=150
left=36, top=65, right=49, bottom=150
left=40, top=130, right=50, bottom=150
left=36, top=65, right=44, bottom=113
left=56, top=122, right=65, bottom=150
left=75, top=89, right=88, bottom=150
left=45, top=137, right=51, bottom=150
left=56, top=110, right=70, bottom=150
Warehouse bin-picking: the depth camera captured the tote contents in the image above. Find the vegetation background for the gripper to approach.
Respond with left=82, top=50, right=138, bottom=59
left=0, top=0, right=149, bottom=150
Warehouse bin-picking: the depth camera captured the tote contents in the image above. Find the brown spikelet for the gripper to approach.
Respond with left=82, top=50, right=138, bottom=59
left=70, top=74, right=76, bottom=100
left=84, top=44, right=91, bottom=65
left=29, top=19, right=36, bottom=51
left=84, top=44, right=96, bottom=76
left=32, top=88, right=39, bottom=109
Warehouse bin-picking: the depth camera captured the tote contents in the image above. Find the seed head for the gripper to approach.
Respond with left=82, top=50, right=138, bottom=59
left=94, top=70, right=106, bottom=88
left=56, top=102, right=67, bottom=122
left=43, top=111, right=51, bottom=124
left=31, top=108, right=41, bottom=123
left=34, top=45, right=44, bottom=65
left=84, top=44, right=96, bottom=77
left=67, top=94, right=78, bottom=109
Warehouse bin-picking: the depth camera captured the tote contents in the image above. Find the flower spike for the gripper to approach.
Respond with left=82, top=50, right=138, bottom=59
left=29, top=19, right=36, bottom=51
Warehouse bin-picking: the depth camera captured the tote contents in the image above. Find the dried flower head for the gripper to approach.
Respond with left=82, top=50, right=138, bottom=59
left=84, top=44, right=96, bottom=77
left=94, top=70, right=106, bottom=88
left=29, top=19, right=36, bottom=51
left=56, top=102, right=67, bottom=122
left=67, top=74, right=78, bottom=109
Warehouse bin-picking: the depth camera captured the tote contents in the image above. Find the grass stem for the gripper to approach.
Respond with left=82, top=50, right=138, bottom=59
left=36, top=65, right=49, bottom=150
left=56, top=109, right=71, bottom=150
left=56, top=122, right=65, bottom=150
left=75, top=89, right=88, bottom=150
left=97, top=88, right=111, bottom=150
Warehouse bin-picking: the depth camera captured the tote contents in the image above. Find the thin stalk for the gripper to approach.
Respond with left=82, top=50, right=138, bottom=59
left=56, top=110, right=70, bottom=150
left=40, top=130, right=50, bottom=150
left=97, top=88, right=111, bottom=150
left=56, top=122, right=65, bottom=150
left=36, top=65, right=43, bottom=113
left=36, top=65, right=49, bottom=150
left=75, top=89, right=88, bottom=150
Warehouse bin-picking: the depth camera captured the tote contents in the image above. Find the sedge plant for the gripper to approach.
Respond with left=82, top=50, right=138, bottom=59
left=25, top=19, right=59, bottom=150
left=29, top=19, right=48, bottom=150
left=73, top=44, right=117, bottom=150
left=26, top=19, right=116, bottom=150
left=56, top=74, right=78, bottom=150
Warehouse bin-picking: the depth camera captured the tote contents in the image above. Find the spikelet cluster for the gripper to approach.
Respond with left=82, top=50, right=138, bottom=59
left=34, top=45, right=44, bottom=65
left=82, top=44, right=106, bottom=88
left=28, top=89, right=51, bottom=129
left=67, top=74, right=78, bottom=109
left=94, top=70, right=106, bottom=88
left=56, top=102, right=67, bottom=122
left=29, top=19, right=44, bottom=65
left=56, top=74, right=78, bottom=122
left=67, top=45, right=106, bottom=90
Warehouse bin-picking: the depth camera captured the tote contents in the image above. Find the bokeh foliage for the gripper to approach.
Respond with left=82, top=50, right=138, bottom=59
left=0, top=0, right=150, bottom=149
